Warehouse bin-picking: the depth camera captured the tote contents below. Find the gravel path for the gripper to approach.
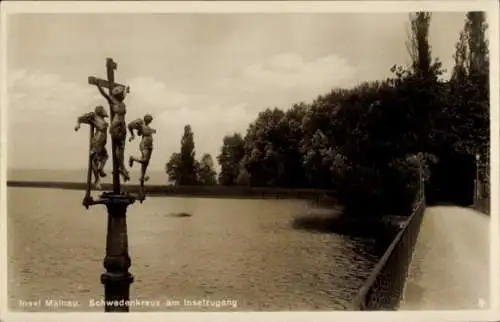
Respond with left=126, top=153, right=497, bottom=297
left=399, top=206, right=490, bottom=310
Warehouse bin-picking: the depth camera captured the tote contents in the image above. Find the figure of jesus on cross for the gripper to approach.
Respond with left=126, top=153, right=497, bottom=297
left=89, top=58, right=131, bottom=188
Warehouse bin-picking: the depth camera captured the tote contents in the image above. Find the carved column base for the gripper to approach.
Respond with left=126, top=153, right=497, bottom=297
left=99, top=192, right=135, bottom=313
left=100, top=272, right=134, bottom=312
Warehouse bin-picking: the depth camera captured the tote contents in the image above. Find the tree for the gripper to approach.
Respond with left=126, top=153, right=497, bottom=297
left=438, top=12, right=489, bottom=179
left=451, top=31, right=468, bottom=82
left=466, top=12, right=489, bottom=79
left=403, top=12, right=446, bottom=153
left=325, top=13, right=444, bottom=215
left=165, top=125, right=199, bottom=185
left=300, top=91, right=346, bottom=187
left=241, top=104, right=309, bottom=187
left=165, top=152, right=182, bottom=185
left=242, top=108, right=287, bottom=186
left=280, top=103, right=308, bottom=187
left=465, top=11, right=489, bottom=156
left=302, top=129, right=334, bottom=188
left=197, top=153, right=217, bottom=185
left=455, top=12, right=490, bottom=192
left=179, top=125, right=198, bottom=185
left=406, top=12, right=435, bottom=79
left=444, top=28, right=475, bottom=155
left=235, top=159, right=250, bottom=185
left=217, top=133, right=245, bottom=185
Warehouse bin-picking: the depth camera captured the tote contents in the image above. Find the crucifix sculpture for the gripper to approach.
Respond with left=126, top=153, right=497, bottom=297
left=89, top=58, right=131, bottom=190
left=74, top=58, right=154, bottom=312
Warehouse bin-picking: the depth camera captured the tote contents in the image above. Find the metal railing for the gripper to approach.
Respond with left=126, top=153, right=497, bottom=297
left=349, top=195, right=425, bottom=310
left=474, top=178, right=490, bottom=214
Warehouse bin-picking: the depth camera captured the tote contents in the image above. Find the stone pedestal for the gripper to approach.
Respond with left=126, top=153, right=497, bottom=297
left=99, top=192, right=135, bottom=312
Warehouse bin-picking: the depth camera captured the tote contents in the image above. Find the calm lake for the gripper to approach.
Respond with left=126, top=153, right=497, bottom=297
left=7, top=187, right=390, bottom=311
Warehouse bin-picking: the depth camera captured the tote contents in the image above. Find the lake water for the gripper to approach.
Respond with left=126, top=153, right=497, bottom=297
left=7, top=187, right=389, bottom=312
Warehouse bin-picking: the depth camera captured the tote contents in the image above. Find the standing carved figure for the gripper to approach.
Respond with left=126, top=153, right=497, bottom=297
left=95, top=84, right=130, bottom=182
left=75, top=105, right=109, bottom=189
left=128, top=114, right=156, bottom=183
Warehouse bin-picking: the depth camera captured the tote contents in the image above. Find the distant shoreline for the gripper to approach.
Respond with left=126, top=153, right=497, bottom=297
left=6, top=180, right=335, bottom=201
left=7, top=180, right=407, bottom=233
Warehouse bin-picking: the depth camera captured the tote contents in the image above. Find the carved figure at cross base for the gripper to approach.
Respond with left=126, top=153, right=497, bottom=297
left=128, top=114, right=156, bottom=201
left=75, top=105, right=109, bottom=190
left=94, top=83, right=131, bottom=182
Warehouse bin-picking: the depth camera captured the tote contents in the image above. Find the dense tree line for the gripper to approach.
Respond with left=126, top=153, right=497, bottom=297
left=165, top=12, right=489, bottom=216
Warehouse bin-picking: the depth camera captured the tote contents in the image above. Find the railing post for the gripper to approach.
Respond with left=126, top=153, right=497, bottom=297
left=419, top=158, right=424, bottom=201
left=475, top=154, right=480, bottom=204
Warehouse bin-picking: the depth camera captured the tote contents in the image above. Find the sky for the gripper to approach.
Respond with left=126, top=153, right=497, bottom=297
left=6, top=12, right=470, bottom=172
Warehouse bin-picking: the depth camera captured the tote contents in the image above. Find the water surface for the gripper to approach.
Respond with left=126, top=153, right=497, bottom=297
left=8, top=187, right=387, bottom=311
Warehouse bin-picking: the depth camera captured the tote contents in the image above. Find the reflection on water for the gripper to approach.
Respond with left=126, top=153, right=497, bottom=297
left=8, top=187, right=389, bottom=311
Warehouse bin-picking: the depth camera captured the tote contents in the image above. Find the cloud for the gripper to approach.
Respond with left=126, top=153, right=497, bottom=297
left=212, top=53, right=358, bottom=111
left=8, top=69, right=102, bottom=120
left=152, top=101, right=253, bottom=171
left=7, top=69, right=106, bottom=169
left=125, top=77, right=193, bottom=117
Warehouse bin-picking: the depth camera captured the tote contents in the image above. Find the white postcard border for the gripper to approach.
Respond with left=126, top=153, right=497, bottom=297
left=1, top=1, right=498, bottom=322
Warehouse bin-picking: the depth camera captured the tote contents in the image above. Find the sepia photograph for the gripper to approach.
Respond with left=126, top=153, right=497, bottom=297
left=1, top=1, right=498, bottom=320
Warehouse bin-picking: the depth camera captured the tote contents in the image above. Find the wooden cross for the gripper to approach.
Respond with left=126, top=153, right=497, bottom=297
left=88, top=58, right=130, bottom=108
left=88, top=75, right=129, bottom=91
